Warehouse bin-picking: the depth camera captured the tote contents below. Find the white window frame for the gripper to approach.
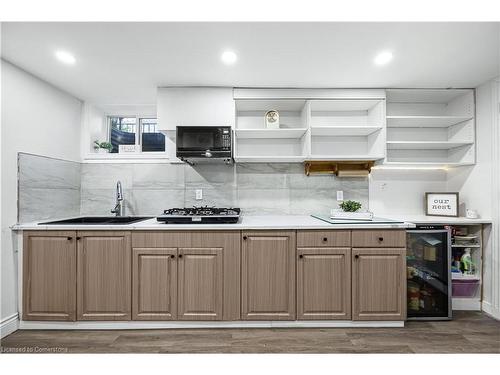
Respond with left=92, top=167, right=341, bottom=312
left=86, top=114, right=168, bottom=162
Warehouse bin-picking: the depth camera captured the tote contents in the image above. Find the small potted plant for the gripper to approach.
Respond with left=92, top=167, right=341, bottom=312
left=94, top=141, right=113, bottom=154
left=339, top=200, right=362, bottom=212
left=331, top=200, right=373, bottom=220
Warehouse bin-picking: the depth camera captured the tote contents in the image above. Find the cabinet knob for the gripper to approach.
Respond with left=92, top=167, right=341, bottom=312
left=243, top=236, right=248, bottom=240
left=76, top=236, right=81, bottom=240
left=378, top=237, right=384, bottom=242
left=354, top=254, right=359, bottom=259
left=322, top=237, right=328, bottom=242
left=170, top=254, right=175, bottom=259
left=299, top=254, right=303, bottom=259
left=178, top=254, right=183, bottom=258
left=67, top=236, right=72, bottom=240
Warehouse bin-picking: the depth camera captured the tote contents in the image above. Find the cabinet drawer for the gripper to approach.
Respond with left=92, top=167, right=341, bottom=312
left=297, top=230, right=351, bottom=247
left=352, top=230, right=406, bottom=248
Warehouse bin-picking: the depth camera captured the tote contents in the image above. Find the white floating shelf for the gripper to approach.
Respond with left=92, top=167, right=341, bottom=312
left=235, top=128, right=307, bottom=139
left=311, top=126, right=382, bottom=136
left=451, top=244, right=481, bottom=248
left=234, top=155, right=305, bottom=163
left=387, top=116, right=473, bottom=128
left=387, top=141, right=474, bottom=150
left=381, top=161, right=476, bottom=167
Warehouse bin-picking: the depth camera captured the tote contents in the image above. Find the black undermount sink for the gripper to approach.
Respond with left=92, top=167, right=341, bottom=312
left=39, top=216, right=153, bottom=225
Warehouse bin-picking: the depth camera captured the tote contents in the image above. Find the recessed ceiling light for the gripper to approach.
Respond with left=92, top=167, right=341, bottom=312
left=55, top=50, right=76, bottom=65
left=374, top=51, right=393, bottom=66
left=221, top=50, right=237, bottom=65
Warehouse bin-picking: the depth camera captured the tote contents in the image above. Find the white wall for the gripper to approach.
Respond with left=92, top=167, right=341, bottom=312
left=0, top=60, right=82, bottom=335
left=369, top=169, right=448, bottom=216
left=449, top=78, right=500, bottom=319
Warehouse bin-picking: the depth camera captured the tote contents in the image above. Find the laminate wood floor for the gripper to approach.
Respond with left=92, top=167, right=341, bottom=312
left=1, top=312, right=499, bottom=353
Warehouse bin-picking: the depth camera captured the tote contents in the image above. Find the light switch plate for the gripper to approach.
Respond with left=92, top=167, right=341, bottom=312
left=336, top=190, right=344, bottom=201
left=195, top=189, right=203, bottom=200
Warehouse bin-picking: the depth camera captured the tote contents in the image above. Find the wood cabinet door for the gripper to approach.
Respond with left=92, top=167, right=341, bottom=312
left=77, top=231, right=131, bottom=321
left=177, top=248, right=223, bottom=320
left=23, top=231, right=77, bottom=321
left=352, top=248, right=406, bottom=321
left=241, top=231, right=296, bottom=320
left=297, top=247, right=351, bottom=320
left=132, top=248, right=177, bottom=320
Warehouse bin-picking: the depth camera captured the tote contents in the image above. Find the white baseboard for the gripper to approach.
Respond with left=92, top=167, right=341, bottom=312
left=482, top=301, right=500, bottom=320
left=19, top=320, right=404, bottom=330
left=1, top=313, right=19, bottom=338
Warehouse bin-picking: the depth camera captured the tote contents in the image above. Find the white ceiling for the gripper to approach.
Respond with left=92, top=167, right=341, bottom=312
left=2, top=22, right=499, bottom=105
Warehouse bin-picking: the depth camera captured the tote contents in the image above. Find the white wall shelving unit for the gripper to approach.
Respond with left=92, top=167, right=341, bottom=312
left=233, top=90, right=386, bottom=163
left=234, top=99, right=310, bottom=162
left=385, top=89, right=476, bottom=167
left=308, top=99, right=385, bottom=161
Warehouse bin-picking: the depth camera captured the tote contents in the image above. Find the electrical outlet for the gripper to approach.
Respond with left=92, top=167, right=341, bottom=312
left=336, top=190, right=344, bottom=201
left=195, top=189, right=203, bottom=200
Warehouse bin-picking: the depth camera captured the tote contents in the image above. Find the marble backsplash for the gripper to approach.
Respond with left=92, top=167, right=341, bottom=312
left=79, top=163, right=368, bottom=216
left=18, top=153, right=81, bottom=222
left=18, top=153, right=369, bottom=221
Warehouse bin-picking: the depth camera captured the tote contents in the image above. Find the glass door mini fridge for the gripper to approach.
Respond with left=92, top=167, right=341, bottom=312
left=406, top=225, right=452, bottom=320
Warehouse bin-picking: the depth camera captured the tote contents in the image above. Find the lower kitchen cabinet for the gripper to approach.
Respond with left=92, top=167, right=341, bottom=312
left=297, top=247, right=351, bottom=320
left=241, top=231, right=296, bottom=320
left=132, top=248, right=178, bottom=320
left=23, top=231, right=77, bottom=321
left=131, top=231, right=239, bottom=321
left=178, top=248, right=223, bottom=320
left=77, top=231, right=132, bottom=321
left=352, top=248, right=406, bottom=321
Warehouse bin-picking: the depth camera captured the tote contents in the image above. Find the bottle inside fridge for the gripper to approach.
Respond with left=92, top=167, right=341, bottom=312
left=406, top=226, right=452, bottom=320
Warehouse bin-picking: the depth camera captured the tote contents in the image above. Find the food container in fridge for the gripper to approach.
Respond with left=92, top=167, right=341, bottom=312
left=452, top=279, right=480, bottom=297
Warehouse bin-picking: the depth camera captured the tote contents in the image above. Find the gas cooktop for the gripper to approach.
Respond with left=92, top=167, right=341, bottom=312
left=157, top=206, right=241, bottom=224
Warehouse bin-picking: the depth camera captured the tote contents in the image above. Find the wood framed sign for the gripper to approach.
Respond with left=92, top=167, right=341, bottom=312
left=425, top=192, right=459, bottom=217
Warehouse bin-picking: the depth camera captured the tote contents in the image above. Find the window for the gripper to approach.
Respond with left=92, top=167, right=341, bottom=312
left=140, top=118, right=165, bottom=152
left=108, top=116, right=165, bottom=153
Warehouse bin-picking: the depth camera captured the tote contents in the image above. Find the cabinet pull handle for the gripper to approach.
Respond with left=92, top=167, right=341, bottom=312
left=170, top=254, right=175, bottom=259
left=354, top=254, right=359, bottom=259
left=322, top=237, right=328, bottom=242
left=67, top=236, right=72, bottom=240
left=178, top=254, right=183, bottom=258
left=243, top=236, right=248, bottom=240
left=299, top=254, right=303, bottom=259
left=76, top=236, right=81, bottom=240
left=378, top=237, right=384, bottom=242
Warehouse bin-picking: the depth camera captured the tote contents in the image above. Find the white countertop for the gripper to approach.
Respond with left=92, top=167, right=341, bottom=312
left=383, top=215, right=492, bottom=225
left=12, top=214, right=492, bottom=231
left=12, top=215, right=416, bottom=231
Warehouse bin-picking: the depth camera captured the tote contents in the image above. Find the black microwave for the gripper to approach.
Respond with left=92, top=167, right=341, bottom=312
left=176, top=126, right=232, bottom=162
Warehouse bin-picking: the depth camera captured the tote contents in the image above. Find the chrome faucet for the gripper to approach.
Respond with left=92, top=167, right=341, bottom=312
left=111, top=181, right=125, bottom=216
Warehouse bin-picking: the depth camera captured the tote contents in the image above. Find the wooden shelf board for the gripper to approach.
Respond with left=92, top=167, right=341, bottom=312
left=387, top=116, right=473, bottom=128
left=235, top=128, right=307, bottom=139
left=386, top=141, right=474, bottom=150
left=310, top=126, right=382, bottom=136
